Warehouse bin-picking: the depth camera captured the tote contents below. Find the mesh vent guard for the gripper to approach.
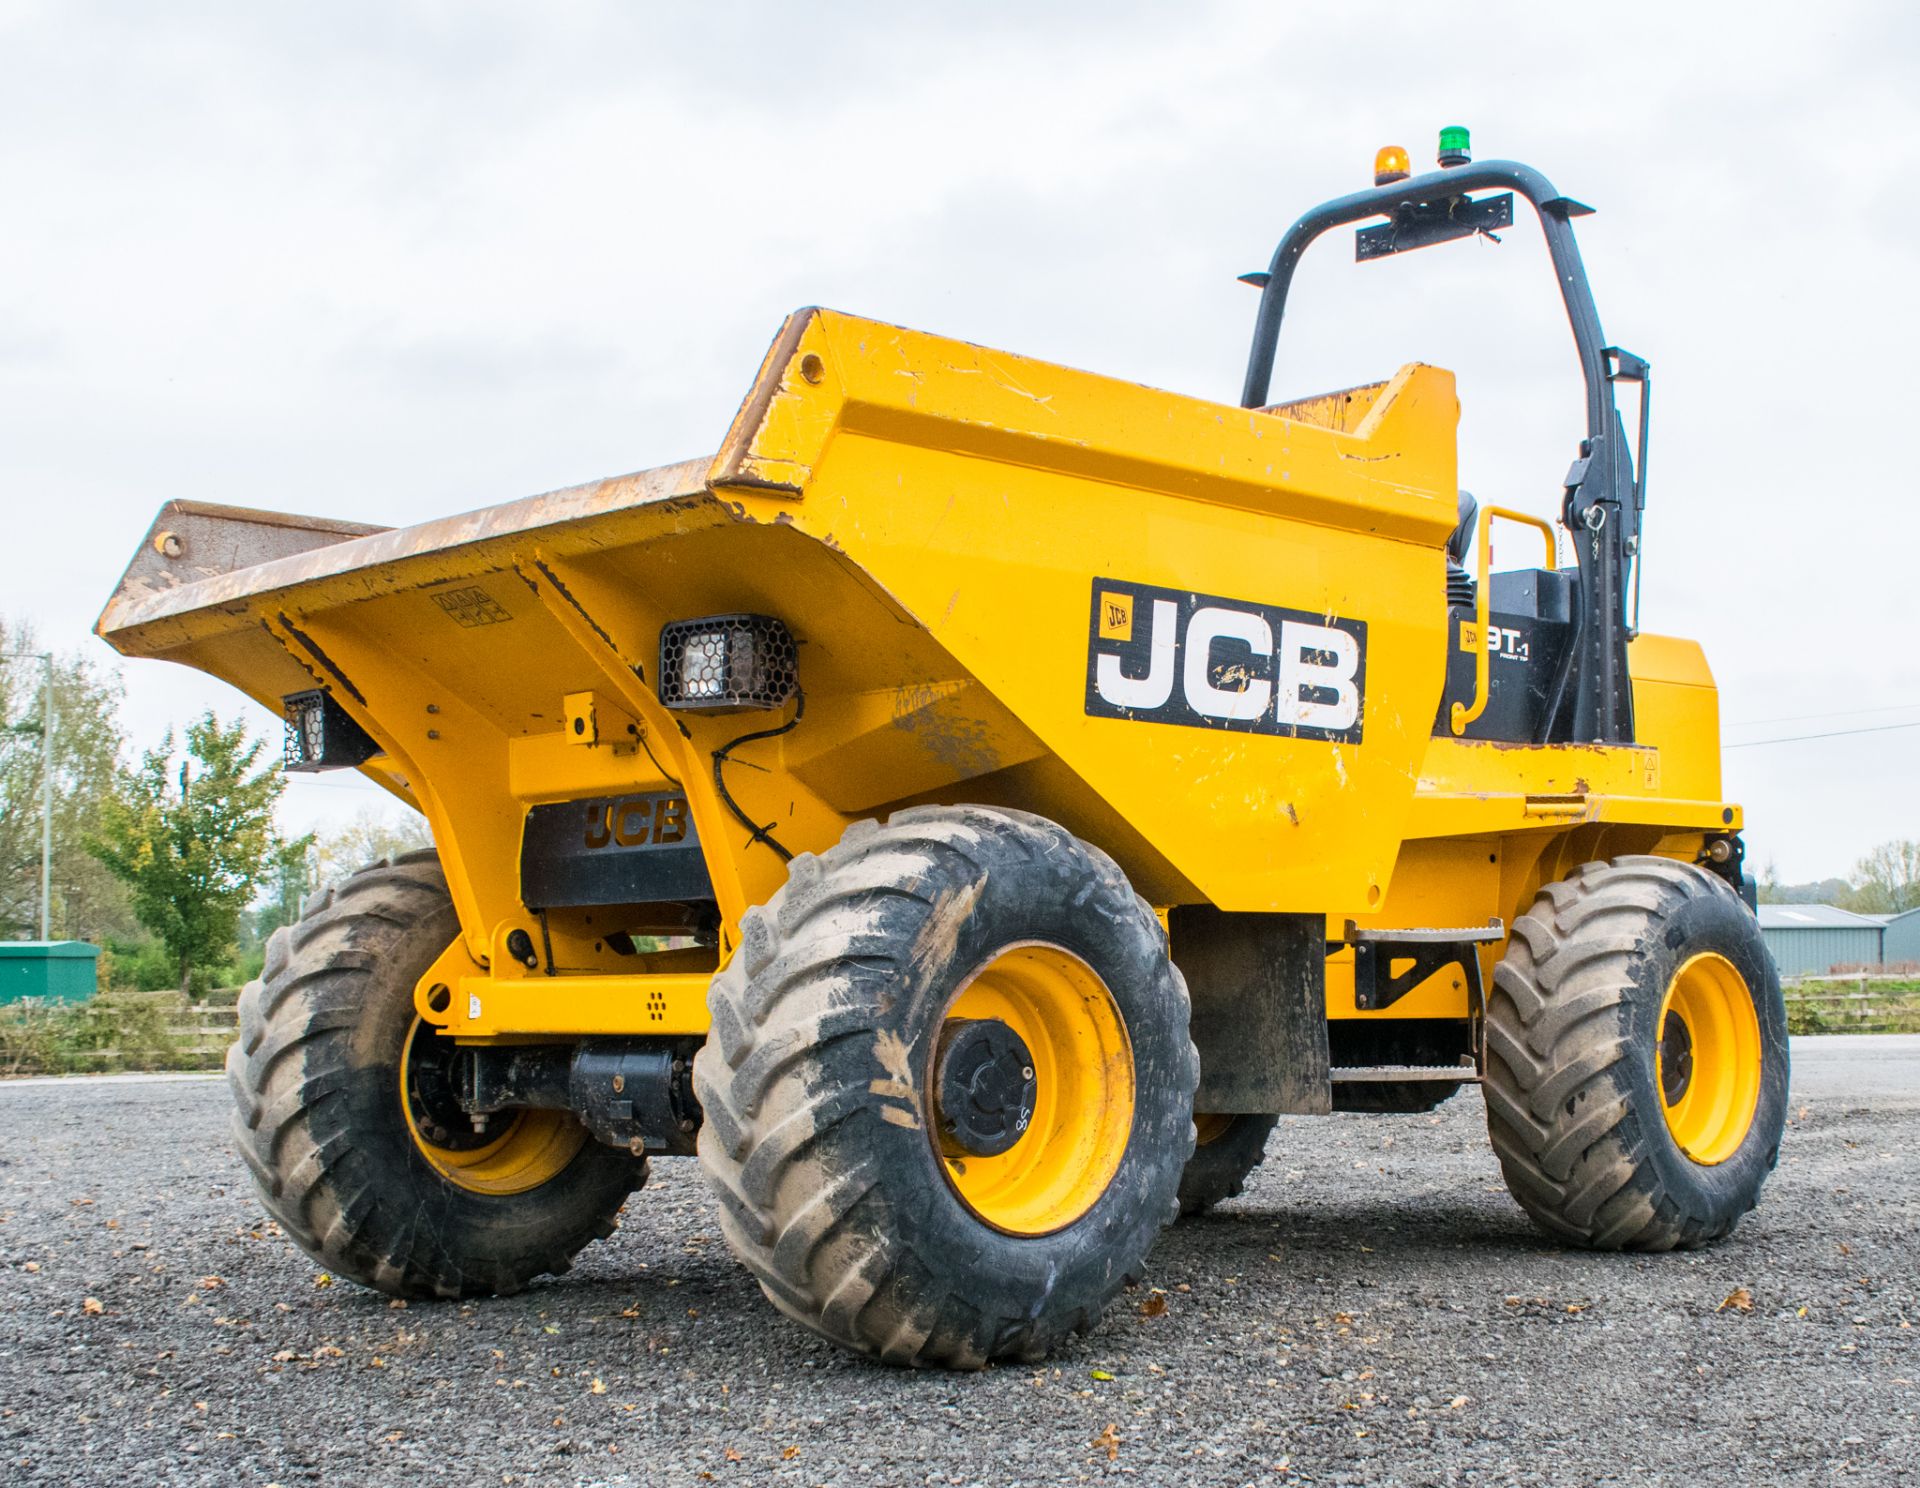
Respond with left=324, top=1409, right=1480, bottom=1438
left=658, top=614, right=797, bottom=712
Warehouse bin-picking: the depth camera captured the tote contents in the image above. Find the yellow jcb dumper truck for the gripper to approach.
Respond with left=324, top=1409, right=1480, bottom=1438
left=98, top=131, right=1787, bottom=1369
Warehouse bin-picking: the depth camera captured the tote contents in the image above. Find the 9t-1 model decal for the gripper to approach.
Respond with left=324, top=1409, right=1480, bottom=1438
left=1084, top=579, right=1366, bottom=743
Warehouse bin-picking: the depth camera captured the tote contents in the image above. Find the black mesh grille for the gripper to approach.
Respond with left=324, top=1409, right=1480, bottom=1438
left=282, top=690, right=379, bottom=772
left=658, top=614, right=797, bottom=712
left=283, top=694, right=320, bottom=770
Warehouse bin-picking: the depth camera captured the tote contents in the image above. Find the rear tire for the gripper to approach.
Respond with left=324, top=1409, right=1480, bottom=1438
left=1483, top=856, right=1787, bottom=1250
left=694, top=805, right=1198, bottom=1368
left=1177, top=1114, right=1277, bottom=1216
left=227, top=851, right=645, bottom=1298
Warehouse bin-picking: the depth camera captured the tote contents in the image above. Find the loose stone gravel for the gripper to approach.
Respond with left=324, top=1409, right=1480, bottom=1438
left=0, top=1043, right=1913, bottom=1486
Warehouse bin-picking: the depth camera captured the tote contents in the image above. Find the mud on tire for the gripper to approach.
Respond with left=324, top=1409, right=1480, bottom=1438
left=1483, top=855, right=1788, bottom=1250
left=227, top=851, right=644, bottom=1298
left=693, top=805, right=1198, bottom=1368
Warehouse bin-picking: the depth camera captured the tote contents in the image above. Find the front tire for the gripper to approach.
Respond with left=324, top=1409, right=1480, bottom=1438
left=227, top=851, right=645, bottom=1297
left=1483, top=856, right=1788, bottom=1250
left=694, top=806, right=1198, bottom=1368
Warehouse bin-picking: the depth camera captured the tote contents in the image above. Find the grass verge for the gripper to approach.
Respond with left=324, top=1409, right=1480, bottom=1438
left=0, top=990, right=233, bottom=1076
left=1782, top=978, right=1920, bottom=1036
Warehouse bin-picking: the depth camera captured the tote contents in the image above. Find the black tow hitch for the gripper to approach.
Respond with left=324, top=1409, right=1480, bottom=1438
left=453, top=1040, right=704, bottom=1156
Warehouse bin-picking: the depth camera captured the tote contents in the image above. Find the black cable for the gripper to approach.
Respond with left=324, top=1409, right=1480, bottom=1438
left=536, top=909, right=557, bottom=978
left=633, top=723, right=682, bottom=789
left=712, top=692, right=805, bottom=863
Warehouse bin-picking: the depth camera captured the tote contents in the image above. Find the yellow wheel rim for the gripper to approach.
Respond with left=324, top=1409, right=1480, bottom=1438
left=933, top=944, right=1134, bottom=1236
left=1193, top=1113, right=1234, bottom=1146
left=400, top=1019, right=585, bottom=1196
left=1656, top=952, right=1762, bottom=1166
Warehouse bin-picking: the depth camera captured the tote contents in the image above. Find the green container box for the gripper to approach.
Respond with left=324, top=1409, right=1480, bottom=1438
left=0, top=941, right=102, bottom=1005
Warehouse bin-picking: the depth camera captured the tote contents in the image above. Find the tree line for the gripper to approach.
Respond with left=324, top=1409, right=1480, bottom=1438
left=1758, top=841, right=1920, bottom=916
left=2, top=618, right=424, bottom=994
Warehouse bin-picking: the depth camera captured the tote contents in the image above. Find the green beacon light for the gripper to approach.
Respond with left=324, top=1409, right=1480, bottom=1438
left=1438, top=125, right=1472, bottom=168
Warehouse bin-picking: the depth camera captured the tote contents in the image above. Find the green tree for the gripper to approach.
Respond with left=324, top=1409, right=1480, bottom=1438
left=0, top=618, right=138, bottom=944
left=1843, top=838, right=1920, bottom=915
left=313, top=807, right=431, bottom=889
left=244, top=808, right=430, bottom=952
left=88, top=712, right=304, bottom=992
left=249, top=836, right=317, bottom=948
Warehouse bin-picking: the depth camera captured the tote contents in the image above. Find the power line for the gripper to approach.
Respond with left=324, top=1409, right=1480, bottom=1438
left=1727, top=700, right=1920, bottom=729
left=1724, top=720, right=1920, bottom=750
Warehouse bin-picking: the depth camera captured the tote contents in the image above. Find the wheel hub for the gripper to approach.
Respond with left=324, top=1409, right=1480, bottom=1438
left=405, top=1024, right=493, bottom=1151
left=933, top=1018, right=1037, bottom=1158
left=1658, top=1009, right=1695, bottom=1105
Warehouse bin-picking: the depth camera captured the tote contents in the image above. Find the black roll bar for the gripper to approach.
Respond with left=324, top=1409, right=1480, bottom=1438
left=1238, top=158, right=1639, bottom=745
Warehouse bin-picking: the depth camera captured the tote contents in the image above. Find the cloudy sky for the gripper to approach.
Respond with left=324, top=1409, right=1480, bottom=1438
left=3, top=1, right=1915, bottom=881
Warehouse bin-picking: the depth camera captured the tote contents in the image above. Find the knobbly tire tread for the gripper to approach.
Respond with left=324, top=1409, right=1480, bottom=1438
left=227, top=851, right=644, bottom=1299
left=1483, top=855, right=1788, bottom=1251
left=694, top=805, right=1198, bottom=1368
left=1176, top=1114, right=1278, bottom=1216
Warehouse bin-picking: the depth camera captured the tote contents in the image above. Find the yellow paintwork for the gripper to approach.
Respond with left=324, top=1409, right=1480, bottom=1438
left=96, top=308, right=1737, bottom=1047
left=939, top=944, right=1135, bottom=1235
left=1657, top=952, right=1762, bottom=1165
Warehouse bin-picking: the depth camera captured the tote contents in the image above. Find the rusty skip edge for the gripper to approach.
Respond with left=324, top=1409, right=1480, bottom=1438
left=95, top=455, right=720, bottom=649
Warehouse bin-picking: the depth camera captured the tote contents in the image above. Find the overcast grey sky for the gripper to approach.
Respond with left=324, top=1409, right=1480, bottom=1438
left=3, top=1, right=1916, bottom=881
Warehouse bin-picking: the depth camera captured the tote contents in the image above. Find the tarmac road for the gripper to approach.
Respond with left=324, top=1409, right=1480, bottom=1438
left=0, top=1035, right=1913, bottom=1486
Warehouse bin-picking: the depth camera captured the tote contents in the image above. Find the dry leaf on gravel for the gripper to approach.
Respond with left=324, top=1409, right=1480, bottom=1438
left=590, top=1378, right=606, bottom=1395
left=724, top=1448, right=742, bottom=1462
left=1090, top=1368, right=1114, bottom=1381
left=1092, top=1423, right=1121, bottom=1461
left=1140, top=1291, right=1168, bottom=1317
left=781, top=1446, right=800, bottom=1460
left=82, top=1297, right=104, bottom=1315
left=1718, top=1287, right=1754, bottom=1313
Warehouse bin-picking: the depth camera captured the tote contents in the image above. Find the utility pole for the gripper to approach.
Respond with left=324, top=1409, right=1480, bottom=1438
left=3, top=651, right=54, bottom=940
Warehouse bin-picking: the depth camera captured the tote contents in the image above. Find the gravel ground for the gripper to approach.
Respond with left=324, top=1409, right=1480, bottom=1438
left=1, top=1038, right=1914, bottom=1487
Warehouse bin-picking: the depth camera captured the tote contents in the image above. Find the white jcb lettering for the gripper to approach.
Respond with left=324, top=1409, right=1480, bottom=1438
left=1094, top=598, right=1177, bottom=709
left=1277, top=620, right=1360, bottom=732
left=1181, top=606, right=1274, bottom=721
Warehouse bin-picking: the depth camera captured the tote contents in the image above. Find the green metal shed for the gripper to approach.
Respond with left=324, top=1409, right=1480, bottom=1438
left=0, top=941, right=102, bottom=1005
left=1756, top=905, right=1885, bottom=978
left=1883, top=907, right=1920, bottom=969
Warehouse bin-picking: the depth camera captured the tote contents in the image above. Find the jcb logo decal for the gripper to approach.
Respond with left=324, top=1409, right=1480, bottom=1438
left=583, top=793, right=692, bottom=850
left=1084, top=579, right=1366, bottom=742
